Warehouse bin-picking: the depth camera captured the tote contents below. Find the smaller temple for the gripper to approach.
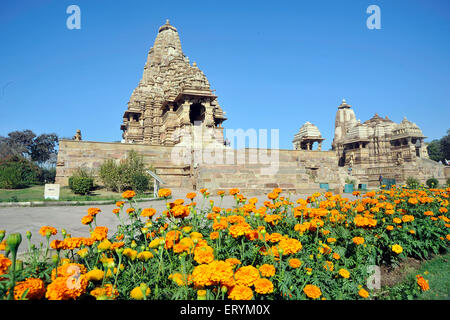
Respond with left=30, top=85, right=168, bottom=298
left=293, top=122, right=324, bottom=150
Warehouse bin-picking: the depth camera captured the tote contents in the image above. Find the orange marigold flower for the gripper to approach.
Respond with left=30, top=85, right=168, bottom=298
left=332, top=252, right=340, bottom=260
left=122, top=190, right=136, bottom=199
left=288, top=258, right=302, bottom=269
left=278, top=238, right=302, bottom=255
left=39, top=226, right=57, bottom=237
left=158, top=188, right=172, bottom=198
left=90, top=226, right=108, bottom=241
left=303, top=284, right=322, bottom=299
left=254, top=278, right=274, bottom=294
left=112, top=208, right=120, bottom=214
left=209, top=260, right=235, bottom=286
left=186, top=192, right=197, bottom=200
left=229, top=188, right=240, bottom=196
left=141, top=208, right=156, bottom=218
left=0, top=254, right=12, bottom=277
left=228, top=285, right=253, bottom=300
left=192, top=264, right=214, bottom=287
left=217, top=190, right=225, bottom=196
left=323, top=260, right=334, bottom=271
left=225, top=258, right=241, bottom=267
left=50, top=240, right=64, bottom=250
left=259, top=264, right=276, bottom=277
left=12, top=278, right=46, bottom=300
left=234, top=265, right=260, bottom=287
left=115, top=201, right=125, bottom=207
left=87, top=208, right=101, bottom=216
left=193, top=245, right=214, bottom=264
left=416, top=275, right=430, bottom=291
left=90, top=284, right=118, bottom=300
left=81, top=215, right=94, bottom=225
left=358, top=288, right=369, bottom=298
left=352, top=237, right=365, bottom=245
left=209, top=232, right=219, bottom=240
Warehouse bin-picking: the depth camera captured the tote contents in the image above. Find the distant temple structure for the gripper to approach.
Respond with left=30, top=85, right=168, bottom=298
left=331, top=99, right=428, bottom=167
left=293, top=122, right=324, bottom=151
left=120, top=20, right=227, bottom=147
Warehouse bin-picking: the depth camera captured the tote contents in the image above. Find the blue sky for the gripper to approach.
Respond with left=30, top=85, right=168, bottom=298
left=0, top=0, right=449, bottom=150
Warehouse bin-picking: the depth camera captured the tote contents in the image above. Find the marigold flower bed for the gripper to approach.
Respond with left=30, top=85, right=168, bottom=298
left=0, top=186, right=448, bottom=300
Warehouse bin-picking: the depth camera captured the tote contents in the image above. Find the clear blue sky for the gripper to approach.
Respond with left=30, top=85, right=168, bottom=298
left=1, top=0, right=449, bottom=150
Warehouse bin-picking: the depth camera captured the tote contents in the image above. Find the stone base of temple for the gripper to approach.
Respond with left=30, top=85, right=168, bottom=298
left=56, top=139, right=449, bottom=195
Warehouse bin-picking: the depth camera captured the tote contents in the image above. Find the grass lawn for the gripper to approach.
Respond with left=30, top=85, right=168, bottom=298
left=0, top=185, right=155, bottom=202
left=381, top=252, right=450, bottom=300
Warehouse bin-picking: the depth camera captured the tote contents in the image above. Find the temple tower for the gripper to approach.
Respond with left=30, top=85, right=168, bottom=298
left=120, top=20, right=227, bottom=146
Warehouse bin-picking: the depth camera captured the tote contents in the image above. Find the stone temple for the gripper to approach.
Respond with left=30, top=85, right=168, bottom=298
left=55, top=21, right=449, bottom=193
left=120, top=20, right=226, bottom=148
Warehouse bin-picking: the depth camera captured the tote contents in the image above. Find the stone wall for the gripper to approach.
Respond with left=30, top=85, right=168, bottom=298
left=56, top=140, right=344, bottom=194
left=196, top=149, right=343, bottom=195
left=55, top=140, right=191, bottom=188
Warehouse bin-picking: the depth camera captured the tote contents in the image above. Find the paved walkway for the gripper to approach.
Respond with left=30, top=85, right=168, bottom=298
left=0, top=188, right=356, bottom=253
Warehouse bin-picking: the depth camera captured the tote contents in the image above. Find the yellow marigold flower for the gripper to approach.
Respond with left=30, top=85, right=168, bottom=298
left=97, top=239, right=112, bottom=252
left=169, top=273, right=191, bottom=286
left=86, top=269, right=104, bottom=282
left=90, top=284, right=118, bottom=300
left=130, top=284, right=150, bottom=300
left=338, top=268, right=350, bottom=278
left=358, top=288, right=369, bottom=298
left=123, top=248, right=138, bottom=261
left=326, top=237, right=337, bottom=243
left=234, top=265, right=260, bottom=287
left=12, top=278, right=45, bottom=300
left=228, top=285, right=253, bottom=300
left=386, top=225, right=394, bottom=231
left=303, top=284, right=322, bottom=299
left=393, top=217, right=402, bottom=224
left=392, top=244, right=403, bottom=254
left=137, top=251, right=153, bottom=261
left=254, top=278, right=274, bottom=294
left=259, top=264, right=276, bottom=277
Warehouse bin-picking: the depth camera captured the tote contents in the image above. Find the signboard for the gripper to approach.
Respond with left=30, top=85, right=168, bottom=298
left=44, top=184, right=60, bottom=200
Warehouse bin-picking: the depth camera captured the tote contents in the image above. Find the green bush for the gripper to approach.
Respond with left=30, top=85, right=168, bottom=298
left=0, top=156, right=40, bottom=189
left=426, top=177, right=439, bottom=188
left=131, top=173, right=150, bottom=194
left=68, top=168, right=94, bottom=195
left=98, top=150, right=151, bottom=193
left=406, top=176, right=420, bottom=189
left=447, top=177, right=450, bottom=187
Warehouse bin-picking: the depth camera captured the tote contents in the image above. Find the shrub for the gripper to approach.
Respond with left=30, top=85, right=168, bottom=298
left=447, top=177, right=450, bottom=187
left=99, top=150, right=151, bottom=193
left=426, top=177, right=439, bottom=188
left=68, top=168, right=94, bottom=195
left=131, top=172, right=150, bottom=194
left=0, top=156, right=40, bottom=189
left=37, top=167, right=56, bottom=184
left=406, top=176, right=420, bottom=189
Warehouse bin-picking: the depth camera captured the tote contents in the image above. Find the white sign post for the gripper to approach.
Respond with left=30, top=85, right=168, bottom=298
left=44, top=184, right=60, bottom=200
left=146, top=170, right=164, bottom=198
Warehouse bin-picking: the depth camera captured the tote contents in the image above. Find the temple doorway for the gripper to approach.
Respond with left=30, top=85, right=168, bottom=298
left=189, top=103, right=205, bottom=125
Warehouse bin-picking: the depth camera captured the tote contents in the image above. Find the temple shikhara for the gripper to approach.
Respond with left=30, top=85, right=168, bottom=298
left=55, top=21, right=448, bottom=192
left=120, top=20, right=226, bottom=147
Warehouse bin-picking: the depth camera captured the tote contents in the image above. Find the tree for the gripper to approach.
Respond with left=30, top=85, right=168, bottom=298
left=440, top=129, right=450, bottom=161
left=0, top=130, right=58, bottom=165
left=427, top=139, right=444, bottom=162
left=30, top=133, right=58, bottom=164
